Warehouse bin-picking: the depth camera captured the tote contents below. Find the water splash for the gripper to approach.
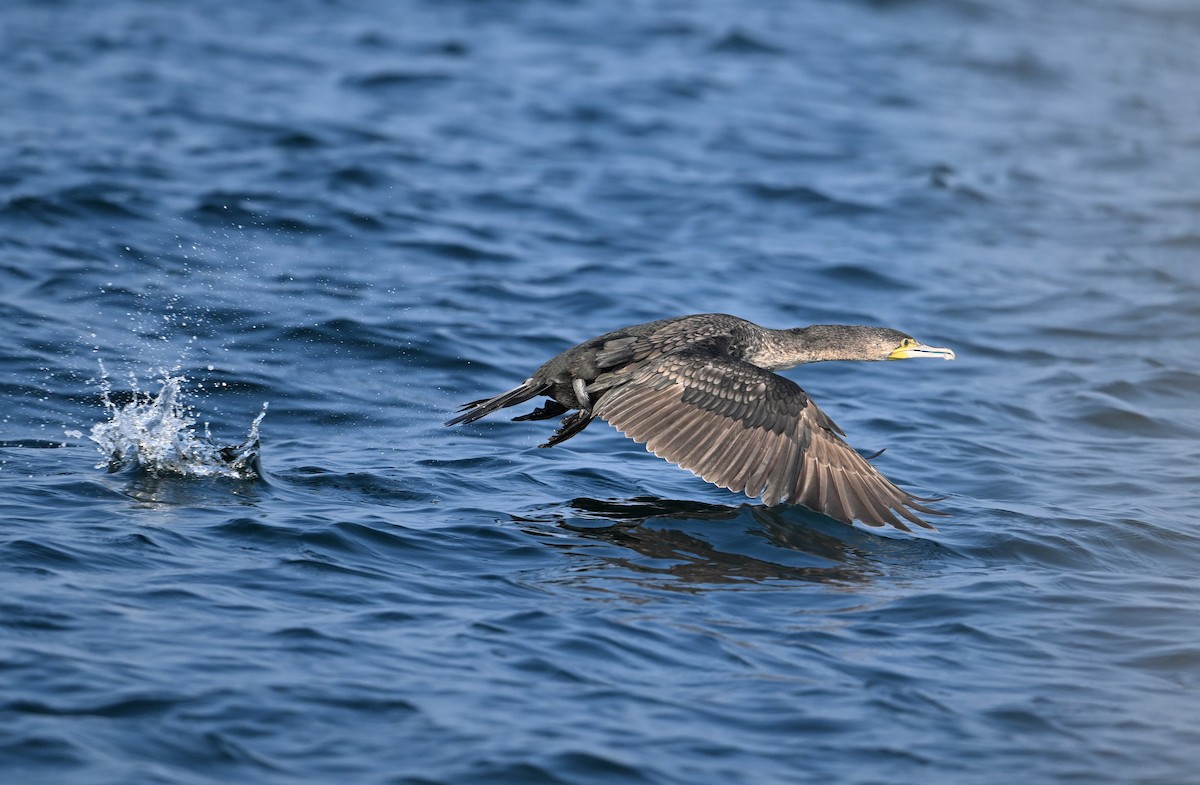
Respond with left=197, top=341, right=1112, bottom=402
left=89, top=371, right=267, bottom=480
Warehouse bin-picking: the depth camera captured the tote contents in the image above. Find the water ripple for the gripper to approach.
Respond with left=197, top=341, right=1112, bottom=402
left=3, top=1, right=1200, bottom=784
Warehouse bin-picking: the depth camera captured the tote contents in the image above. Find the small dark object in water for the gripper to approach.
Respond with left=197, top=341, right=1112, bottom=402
left=447, top=314, right=955, bottom=532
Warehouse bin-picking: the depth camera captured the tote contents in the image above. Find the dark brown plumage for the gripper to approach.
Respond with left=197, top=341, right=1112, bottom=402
left=446, top=313, right=955, bottom=532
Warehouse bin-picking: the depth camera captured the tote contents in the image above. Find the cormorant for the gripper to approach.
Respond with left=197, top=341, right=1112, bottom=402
left=446, top=313, right=955, bottom=532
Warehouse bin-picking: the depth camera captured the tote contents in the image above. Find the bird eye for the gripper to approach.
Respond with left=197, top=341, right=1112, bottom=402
left=901, top=338, right=915, bottom=348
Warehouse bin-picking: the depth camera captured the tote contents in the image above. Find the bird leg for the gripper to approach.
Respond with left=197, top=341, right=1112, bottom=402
left=539, top=410, right=595, bottom=448
left=512, top=400, right=569, bottom=421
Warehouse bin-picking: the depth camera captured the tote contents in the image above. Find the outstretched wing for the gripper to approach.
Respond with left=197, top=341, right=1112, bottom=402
left=591, top=349, right=943, bottom=532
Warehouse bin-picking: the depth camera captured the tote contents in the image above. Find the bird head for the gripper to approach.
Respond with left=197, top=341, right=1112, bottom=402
left=882, top=330, right=956, bottom=361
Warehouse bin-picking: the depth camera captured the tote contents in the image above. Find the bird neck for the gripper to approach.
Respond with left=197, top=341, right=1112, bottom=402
left=752, top=325, right=879, bottom=369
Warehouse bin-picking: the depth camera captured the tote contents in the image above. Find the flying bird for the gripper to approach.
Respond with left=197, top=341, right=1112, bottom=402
left=446, top=313, right=955, bottom=532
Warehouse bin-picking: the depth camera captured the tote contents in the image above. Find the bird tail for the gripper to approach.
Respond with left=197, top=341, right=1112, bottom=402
left=445, top=379, right=550, bottom=427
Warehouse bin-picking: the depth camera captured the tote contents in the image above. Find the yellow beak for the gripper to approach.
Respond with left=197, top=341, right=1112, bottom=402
left=888, top=342, right=956, bottom=361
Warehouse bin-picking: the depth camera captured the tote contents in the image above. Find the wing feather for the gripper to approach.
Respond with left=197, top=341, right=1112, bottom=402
left=593, top=348, right=942, bottom=531
left=761, top=430, right=800, bottom=506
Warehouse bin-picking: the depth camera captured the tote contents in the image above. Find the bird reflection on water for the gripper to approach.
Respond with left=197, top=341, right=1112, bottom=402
left=516, top=496, right=897, bottom=589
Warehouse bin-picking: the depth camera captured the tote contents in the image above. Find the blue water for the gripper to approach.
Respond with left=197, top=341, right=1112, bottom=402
left=3, top=1, right=1200, bottom=783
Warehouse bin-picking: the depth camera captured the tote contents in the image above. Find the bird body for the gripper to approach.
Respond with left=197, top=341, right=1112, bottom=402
left=447, top=314, right=954, bottom=532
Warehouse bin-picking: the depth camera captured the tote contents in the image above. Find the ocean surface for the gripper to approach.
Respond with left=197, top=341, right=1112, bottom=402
left=2, top=1, right=1199, bottom=783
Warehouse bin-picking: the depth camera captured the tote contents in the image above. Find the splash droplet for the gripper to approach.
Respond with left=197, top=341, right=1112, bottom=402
left=89, top=375, right=266, bottom=479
